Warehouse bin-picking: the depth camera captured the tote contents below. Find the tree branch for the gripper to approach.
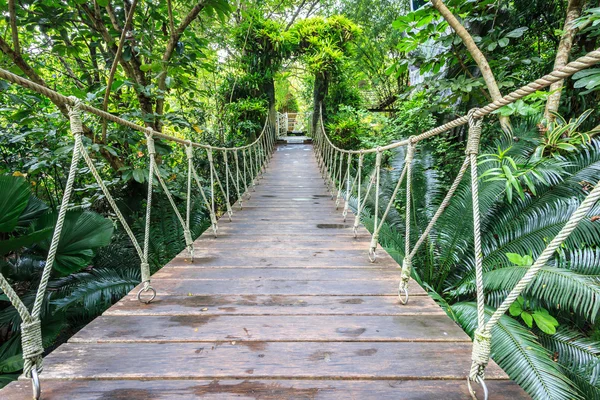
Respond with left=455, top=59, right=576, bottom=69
left=8, top=0, right=20, bottom=55
left=544, top=0, right=585, bottom=123
left=154, top=0, right=208, bottom=124
left=431, top=0, right=511, bottom=132
left=101, top=0, right=139, bottom=143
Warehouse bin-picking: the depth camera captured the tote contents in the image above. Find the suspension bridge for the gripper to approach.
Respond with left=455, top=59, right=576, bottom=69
left=1, top=49, right=600, bottom=399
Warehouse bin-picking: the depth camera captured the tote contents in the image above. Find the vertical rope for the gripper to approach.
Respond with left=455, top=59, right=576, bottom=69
left=399, top=141, right=415, bottom=303
left=185, top=143, right=195, bottom=261
left=335, top=150, right=344, bottom=208
left=209, top=151, right=233, bottom=221
left=141, top=129, right=156, bottom=287
left=464, top=109, right=491, bottom=388
left=224, top=151, right=230, bottom=206
left=409, top=156, right=470, bottom=259
left=355, top=154, right=376, bottom=239
left=208, top=149, right=216, bottom=226
left=190, top=162, right=218, bottom=237
left=343, top=153, right=353, bottom=220
left=368, top=149, right=382, bottom=262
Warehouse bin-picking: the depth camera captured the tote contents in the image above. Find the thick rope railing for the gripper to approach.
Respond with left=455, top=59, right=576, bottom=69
left=0, top=70, right=276, bottom=399
left=312, top=48, right=600, bottom=400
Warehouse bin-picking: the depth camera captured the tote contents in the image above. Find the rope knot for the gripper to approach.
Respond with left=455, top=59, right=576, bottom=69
left=206, top=149, right=213, bottom=162
left=67, top=96, right=84, bottom=136
left=185, top=144, right=194, bottom=160
left=401, top=257, right=412, bottom=283
left=183, top=229, right=193, bottom=246
left=369, top=232, right=379, bottom=251
left=466, top=109, right=483, bottom=155
left=20, top=319, right=43, bottom=377
left=405, top=141, right=416, bottom=163
left=140, top=262, right=151, bottom=283
left=470, top=327, right=492, bottom=380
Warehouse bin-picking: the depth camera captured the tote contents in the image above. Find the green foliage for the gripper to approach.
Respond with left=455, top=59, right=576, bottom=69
left=33, top=210, right=114, bottom=276
left=453, top=302, right=581, bottom=400
left=359, top=124, right=600, bottom=398
left=535, top=110, right=599, bottom=158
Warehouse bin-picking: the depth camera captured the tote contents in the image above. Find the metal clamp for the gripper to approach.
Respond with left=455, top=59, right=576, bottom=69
left=368, top=247, right=377, bottom=263
left=467, top=375, right=488, bottom=400
left=31, top=365, right=40, bottom=400
left=398, top=285, right=409, bottom=305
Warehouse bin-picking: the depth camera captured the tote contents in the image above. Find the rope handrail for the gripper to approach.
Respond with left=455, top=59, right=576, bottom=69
left=0, top=69, right=278, bottom=399
left=313, top=47, right=600, bottom=400
left=0, top=67, right=272, bottom=152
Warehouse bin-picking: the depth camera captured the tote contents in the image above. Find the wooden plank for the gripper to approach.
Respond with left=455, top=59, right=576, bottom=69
left=1, top=379, right=530, bottom=400
left=0, top=144, right=529, bottom=400
left=141, top=278, right=427, bottom=296
left=152, top=267, right=399, bottom=280
left=106, top=295, right=446, bottom=316
left=70, top=315, right=470, bottom=343
left=165, top=255, right=396, bottom=268
left=187, top=241, right=372, bottom=250
left=37, top=342, right=510, bottom=380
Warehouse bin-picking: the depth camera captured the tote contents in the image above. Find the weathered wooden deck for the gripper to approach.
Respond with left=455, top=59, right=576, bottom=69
left=2, top=144, right=528, bottom=399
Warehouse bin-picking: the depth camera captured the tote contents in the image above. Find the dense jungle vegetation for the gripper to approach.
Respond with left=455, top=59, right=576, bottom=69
left=1, top=0, right=600, bottom=398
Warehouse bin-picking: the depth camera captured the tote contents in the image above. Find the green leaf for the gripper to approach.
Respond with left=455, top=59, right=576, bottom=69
left=532, top=310, right=559, bottom=334
left=0, top=176, right=30, bottom=232
left=33, top=210, right=114, bottom=276
left=509, top=298, right=523, bottom=316
left=96, top=0, right=108, bottom=6
left=0, top=354, right=23, bottom=373
left=132, top=169, right=146, bottom=183
left=521, top=311, right=534, bottom=328
left=506, top=252, right=528, bottom=266
left=505, top=27, right=528, bottom=38
left=0, top=227, right=53, bottom=255
left=498, top=37, right=510, bottom=47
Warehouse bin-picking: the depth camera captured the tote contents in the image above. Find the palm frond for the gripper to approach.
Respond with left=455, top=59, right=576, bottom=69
left=452, top=302, right=581, bottom=400
left=51, top=268, right=139, bottom=316
left=455, top=265, right=600, bottom=322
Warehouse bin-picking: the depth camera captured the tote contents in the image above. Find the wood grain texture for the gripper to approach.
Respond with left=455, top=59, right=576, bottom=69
left=0, top=144, right=529, bottom=399
left=1, top=379, right=529, bottom=400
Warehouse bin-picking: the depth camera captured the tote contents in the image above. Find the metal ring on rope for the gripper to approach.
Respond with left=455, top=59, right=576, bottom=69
left=31, top=365, right=40, bottom=400
left=368, top=247, right=377, bottom=263
left=137, top=286, right=156, bottom=304
left=398, top=285, right=409, bottom=305
left=467, top=375, right=489, bottom=400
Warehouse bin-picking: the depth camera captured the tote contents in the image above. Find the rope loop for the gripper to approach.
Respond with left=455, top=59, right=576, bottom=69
left=20, top=319, right=43, bottom=377
left=140, top=262, right=151, bottom=284
left=466, top=108, right=483, bottom=155
left=405, top=140, right=416, bottom=163
left=400, top=257, right=412, bottom=283
left=67, top=96, right=84, bottom=136
left=185, top=143, right=194, bottom=160
left=469, top=328, right=492, bottom=381
left=145, top=128, right=156, bottom=155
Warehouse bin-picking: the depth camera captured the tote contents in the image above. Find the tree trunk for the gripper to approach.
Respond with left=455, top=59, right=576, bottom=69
left=544, top=0, right=586, bottom=123
left=431, top=0, right=511, bottom=133
left=263, top=78, right=277, bottom=135
left=312, top=72, right=329, bottom=135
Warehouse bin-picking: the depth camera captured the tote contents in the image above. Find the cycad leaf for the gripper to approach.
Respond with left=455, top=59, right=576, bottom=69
left=0, top=176, right=30, bottom=232
left=457, top=265, right=600, bottom=322
left=452, top=302, right=581, bottom=400
left=34, top=210, right=114, bottom=276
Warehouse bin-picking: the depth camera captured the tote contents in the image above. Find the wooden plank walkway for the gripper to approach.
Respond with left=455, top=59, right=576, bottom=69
left=2, top=144, right=528, bottom=399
